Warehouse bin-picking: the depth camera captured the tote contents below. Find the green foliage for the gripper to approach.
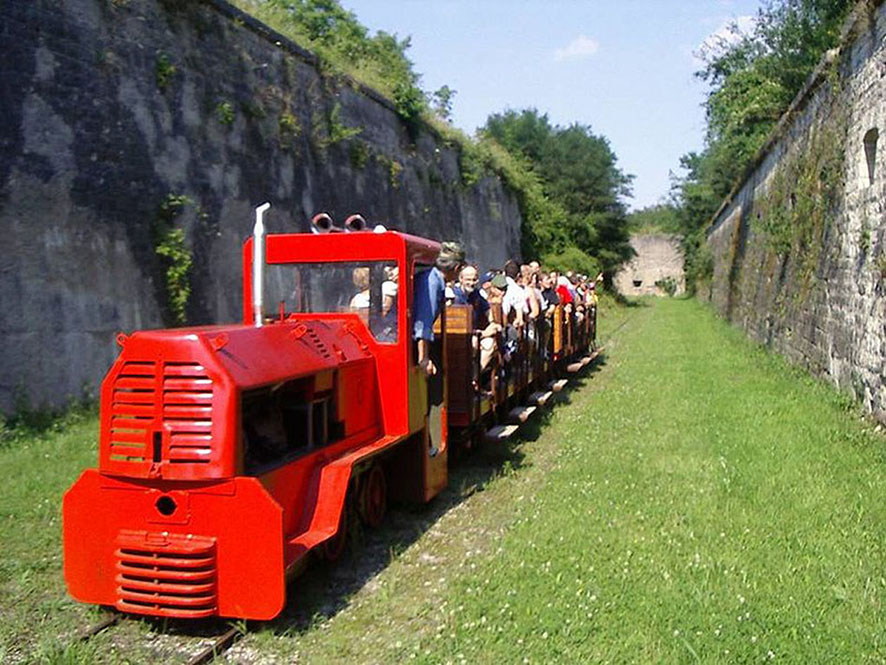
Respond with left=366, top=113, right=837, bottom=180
left=0, top=391, right=96, bottom=450
left=655, top=276, right=678, bottom=296
left=541, top=246, right=601, bottom=277
left=431, top=84, right=456, bottom=121
left=754, top=113, right=846, bottom=293
left=627, top=203, right=681, bottom=235
left=155, top=195, right=194, bottom=326
left=672, top=0, right=852, bottom=292
left=483, top=108, right=634, bottom=275
left=348, top=139, right=370, bottom=168
left=229, top=0, right=631, bottom=271
left=231, top=0, right=426, bottom=125
left=278, top=111, right=301, bottom=148
left=388, top=159, right=403, bottom=188
left=154, top=51, right=176, bottom=90
left=312, top=102, right=361, bottom=150
left=326, top=102, right=362, bottom=143
left=215, top=100, right=235, bottom=125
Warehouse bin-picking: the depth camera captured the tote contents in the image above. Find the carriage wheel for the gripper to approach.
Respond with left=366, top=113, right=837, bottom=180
left=322, top=506, right=348, bottom=561
left=359, top=463, right=387, bottom=529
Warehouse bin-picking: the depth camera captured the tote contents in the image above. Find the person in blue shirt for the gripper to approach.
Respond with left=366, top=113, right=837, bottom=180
left=413, top=241, right=464, bottom=376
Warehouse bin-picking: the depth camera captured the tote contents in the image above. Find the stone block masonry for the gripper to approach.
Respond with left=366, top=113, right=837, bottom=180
left=0, top=0, right=523, bottom=412
left=702, top=1, right=886, bottom=420
left=614, top=234, right=685, bottom=297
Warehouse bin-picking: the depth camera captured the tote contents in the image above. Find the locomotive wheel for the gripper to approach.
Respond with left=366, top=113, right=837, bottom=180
left=322, top=507, right=348, bottom=561
left=359, top=463, right=387, bottom=528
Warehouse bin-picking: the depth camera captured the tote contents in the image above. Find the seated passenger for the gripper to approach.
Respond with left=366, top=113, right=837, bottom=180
left=372, top=265, right=399, bottom=343
left=501, top=260, right=527, bottom=329
left=349, top=267, right=370, bottom=321
left=451, top=265, right=501, bottom=370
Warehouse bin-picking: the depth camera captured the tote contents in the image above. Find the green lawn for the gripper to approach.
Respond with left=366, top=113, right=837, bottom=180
left=2, top=297, right=885, bottom=663
left=260, top=297, right=885, bottom=663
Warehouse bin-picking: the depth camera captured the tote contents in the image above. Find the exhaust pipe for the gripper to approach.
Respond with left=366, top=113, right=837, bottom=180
left=310, top=212, right=339, bottom=233
left=252, top=202, right=271, bottom=327
left=343, top=214, right=367, bottom=232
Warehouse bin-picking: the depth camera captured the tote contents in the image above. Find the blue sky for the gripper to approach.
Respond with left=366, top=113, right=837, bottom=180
left=341, top=0, right=762, bottom=211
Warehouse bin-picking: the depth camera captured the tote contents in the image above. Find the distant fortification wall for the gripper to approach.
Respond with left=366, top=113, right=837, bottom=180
left=0, top=0, right=523, bottom=412
left=614, top=234, right=684, bottom=297
left=702, top=1, right=886, bottom=419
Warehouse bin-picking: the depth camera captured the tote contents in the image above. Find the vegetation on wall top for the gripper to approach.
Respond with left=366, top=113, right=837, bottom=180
left=669, top=0, right=853, bottom=292
left=228, top=0, right=633, bottom=275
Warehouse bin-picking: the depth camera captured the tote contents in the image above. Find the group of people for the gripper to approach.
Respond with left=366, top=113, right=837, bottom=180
left=413, top=241, right=603, bottom=379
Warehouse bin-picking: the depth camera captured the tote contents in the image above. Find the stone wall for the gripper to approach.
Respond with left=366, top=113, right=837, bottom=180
left=614, top=233, right=685, bottom=297
left=0, top=0, right=523, bottom=412
left=702, top=1, right=886, bottom=419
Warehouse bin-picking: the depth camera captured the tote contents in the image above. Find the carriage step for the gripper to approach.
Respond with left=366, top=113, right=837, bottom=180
left=566, top=361, right=584, bottom=373
left=581, top=349, right=601, bottom=366
left=548, top=379, right=568, bottom=392
left=508, top=406, right=537, bottom=423
left=530, top=390, right=553, bottom=406
left=485, top=424, right=520, bottom=442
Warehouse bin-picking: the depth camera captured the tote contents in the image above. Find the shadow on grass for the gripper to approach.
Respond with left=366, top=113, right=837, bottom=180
left=611, top=292, right=651, bottom=308
left=147, top=355, right=608, bottom=641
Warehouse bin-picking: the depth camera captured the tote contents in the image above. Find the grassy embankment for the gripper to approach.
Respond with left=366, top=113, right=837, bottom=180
left=2, top=297, right=885, bottom=663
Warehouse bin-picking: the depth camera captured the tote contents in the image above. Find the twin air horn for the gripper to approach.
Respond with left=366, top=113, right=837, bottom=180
left=310, top=213, right=367, bottom=233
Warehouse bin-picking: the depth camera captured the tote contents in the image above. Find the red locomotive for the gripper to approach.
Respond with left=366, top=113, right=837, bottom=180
left=63, top=204, right=596, bottom=620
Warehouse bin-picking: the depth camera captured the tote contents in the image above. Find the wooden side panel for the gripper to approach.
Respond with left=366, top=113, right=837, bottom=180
left=443, top=306, right=475, bottom=418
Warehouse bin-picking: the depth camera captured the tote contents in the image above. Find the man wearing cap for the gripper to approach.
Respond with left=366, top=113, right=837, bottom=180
left=413, top=241, right=465, bottom=376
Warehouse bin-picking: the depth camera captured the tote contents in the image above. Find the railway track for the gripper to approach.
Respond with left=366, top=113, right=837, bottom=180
left=76, top=612, right=245, bottom=664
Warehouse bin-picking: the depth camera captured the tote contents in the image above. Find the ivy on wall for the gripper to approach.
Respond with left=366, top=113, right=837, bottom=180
left=154, top=195, right=195, bottom=326
left=753, top=97, right=847, bottom=301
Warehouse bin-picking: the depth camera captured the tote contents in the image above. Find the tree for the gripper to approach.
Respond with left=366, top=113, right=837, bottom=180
left=482, top=109, right=634, bottom=275
left=432, top=85, right=456, bottom=121
left=673, top=0, right=851, bottom=292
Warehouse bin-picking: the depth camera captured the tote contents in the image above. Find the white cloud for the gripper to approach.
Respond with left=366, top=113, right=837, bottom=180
left=554, top=35, right=600, bottom=62
left=695, top=15, right=755, bottom=64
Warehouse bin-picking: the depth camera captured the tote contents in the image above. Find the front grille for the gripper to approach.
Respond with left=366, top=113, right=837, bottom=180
left=115, top=531, right=217, bottom=618
left=162, top=363, right=213, bottom=464
left=109, top=361, right=158, bottom=463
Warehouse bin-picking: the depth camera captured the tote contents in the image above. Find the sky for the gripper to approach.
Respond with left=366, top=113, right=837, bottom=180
left=341, top=0, right=763, bottom=211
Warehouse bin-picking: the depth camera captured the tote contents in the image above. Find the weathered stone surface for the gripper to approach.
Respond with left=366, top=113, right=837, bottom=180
left=0, top=0, right=522, bottom=412
left=703, top=1, right=886, bottom=419
left=614, top=233, right=685, bottom=296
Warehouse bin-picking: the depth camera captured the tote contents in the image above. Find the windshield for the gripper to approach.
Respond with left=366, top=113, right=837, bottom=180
left=265, top=261, right=399, bottom=343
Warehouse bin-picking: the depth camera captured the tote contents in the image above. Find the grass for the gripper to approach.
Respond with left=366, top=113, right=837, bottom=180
left=0, top=407, right=104, bottom=663
left=3, top=297, right=886, bottom=663
left=238, top=297, right=886, bottom=663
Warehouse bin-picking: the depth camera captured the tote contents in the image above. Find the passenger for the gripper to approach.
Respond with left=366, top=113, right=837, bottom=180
left=349, top=267, right=371, bottom=322
left=521, top=264, right=541, bottom=324
left=413, top=241, right=465, bottom=376
left=479, top=270, right=496, bottom=300
left=372, top=265, right=399, bottom=343
left=452, top=265, right=501, bottom=370
left=554, top=273, right=574, bottom=310
left=486, top=273, right=507, bottom=306
left=382, top=266, right=398, bottom=317
left=539, top=271, right=560, bottom=314
left=538, top=271, right=559, bottom=360
left=501, top=260, right=527, bottom=329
